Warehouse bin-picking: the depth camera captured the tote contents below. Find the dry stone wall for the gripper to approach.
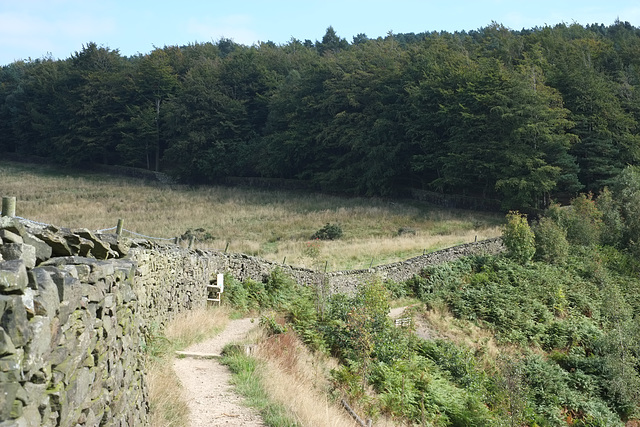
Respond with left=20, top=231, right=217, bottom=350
left=210, top=237, right=504, bottom=295
left=0, top=215, right=504, bottom=427
left=0, top=218, right=218, bottom=427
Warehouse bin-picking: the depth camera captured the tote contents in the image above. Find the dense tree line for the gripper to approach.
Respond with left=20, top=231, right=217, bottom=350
left=2, top=21, right=640, bottom=210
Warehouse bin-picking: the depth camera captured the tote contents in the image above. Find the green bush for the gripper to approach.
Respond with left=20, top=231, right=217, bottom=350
left=502, top=211, right=536, bottom=264
left=534, top=216, right=569, bottom=264
left=596, top=187, right=624, bottom=248
left=223, top=275, right=251, bottom=310
left=311, top=222, right=343, bottom=240
left=567, top=193, right=603, bottom=246
left=259, top=314, right=287, bottom=335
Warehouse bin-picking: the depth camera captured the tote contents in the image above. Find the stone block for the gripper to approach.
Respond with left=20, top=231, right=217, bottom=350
left=0, top=244, right=36, bottom=269
left=97, top=234, right=130, bottom=258
left=88, top=261, right=115, bottom=283
left=21, top=234, right=52, bottom=264
left=33, top=228, right=72, bottom=257
left=0, top=259, right=28, bottom=293
left=0, top=326, right=16, bottom=357
left=0, top=218, right=27, bottom=238
left=0, top=352, right=21, bottom=383
left=86, top=281, right=107, bottom=304
left=37, top=266, right=82, bottom=307
left=19, top=404, right=41, bottom=427
left=0, top=382, right=19, bottom=421
left=67, top=367, right=94, bottom=408
left=74, top=229, right=112, bottom=260
left=39, top=255, right=94, bottom=269
left=21, top=383, right=46, bottom=406
left=0, top=294, right=31, bottom=347
left=28, top=268, right=60, bottom=316
left=74, top=265, right=91, bottom=283
left=0, top=229, right=23, bottom=245
left=77, top=237, right=94, bottom=257
left=24, top=316, right=52, bottom=375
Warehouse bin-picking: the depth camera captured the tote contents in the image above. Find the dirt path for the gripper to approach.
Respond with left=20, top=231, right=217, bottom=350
left=389, top=305, right=408, bottom=319
left=173, top=317, right=265, bottom=427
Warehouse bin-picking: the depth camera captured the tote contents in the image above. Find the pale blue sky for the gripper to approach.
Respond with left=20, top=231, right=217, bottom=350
left=2, top=0, right=639, bottom=65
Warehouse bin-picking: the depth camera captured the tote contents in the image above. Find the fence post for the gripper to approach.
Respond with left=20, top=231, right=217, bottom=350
left=1, top=197, right=16, bottom=217
left=116, top=218, right=124, bottom=236
left=188, top=235, right=195, bottom=249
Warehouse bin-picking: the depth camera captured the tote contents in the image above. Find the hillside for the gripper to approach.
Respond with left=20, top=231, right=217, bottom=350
left=217, top=172, right=640, bottom=426
left=3, top=161, right=640, bottom=426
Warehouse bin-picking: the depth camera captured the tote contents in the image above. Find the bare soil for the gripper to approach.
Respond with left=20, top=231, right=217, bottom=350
left=173, top=317, right=265, bottom=427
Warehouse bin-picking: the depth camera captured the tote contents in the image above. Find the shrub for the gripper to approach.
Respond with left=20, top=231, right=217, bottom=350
left=223, top=275, right=250, bottom=310
left=383, top=279, right=408, bottom=299
left=611, top=166, right=640, bottom=255
left=596, top=187, right=623, bottom=248
left=566, top=193, right=603, bottom=246
left=311, top=223, right=343, bottom=240
left=534, top=216, right=569, bottom=264
left=502, top=211, right=535, bottom=264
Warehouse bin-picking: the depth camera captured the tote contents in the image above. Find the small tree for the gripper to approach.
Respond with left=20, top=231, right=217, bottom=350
left=565, top=193, right=602, bottom=246
left=596, top=187, right=623, bottom=248
left=502, top=211, right=535, bottom=264
left=534, top=216, right=569, bottom=264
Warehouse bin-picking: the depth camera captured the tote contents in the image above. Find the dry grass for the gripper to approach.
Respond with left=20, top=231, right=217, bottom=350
left=254, top=330, right=360, bottom=427
left=163, top=305, right=230, bottom=348
left=417, top=303, right=517, bottom=367
left=253, top=330, right=399, bottom=427
left=147, top=362, right=190, bottom=427
left=147, top=306, right=230, bottom=427
left=1, top=161, right=502, bottom=271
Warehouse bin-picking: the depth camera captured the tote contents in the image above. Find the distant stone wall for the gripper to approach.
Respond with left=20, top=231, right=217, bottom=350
left=0, top=215, right=504, bottom=426
left=209, top=237, right=504, bottom=295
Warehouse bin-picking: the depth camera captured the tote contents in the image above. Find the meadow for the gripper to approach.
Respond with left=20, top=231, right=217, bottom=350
left=0, top=160, right=502, bottom=271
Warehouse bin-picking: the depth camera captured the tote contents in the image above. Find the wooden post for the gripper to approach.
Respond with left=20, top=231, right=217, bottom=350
left=1, top=197, right=16, bottom=217
left=224, top=242, right=229, bottom=253
left=188, top=235, right=195, bottom=249
left=116, top=219, right=124, bottom=236
left=174, top=236, right=179, bottom=245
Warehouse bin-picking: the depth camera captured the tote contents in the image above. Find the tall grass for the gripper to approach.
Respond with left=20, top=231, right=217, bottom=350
left=254, top=331, right=361, bottom=427
left=1, top=160, right=502, bottom=270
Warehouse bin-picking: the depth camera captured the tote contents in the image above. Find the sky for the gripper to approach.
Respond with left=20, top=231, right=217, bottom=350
left=2, top=0, right=640, bottom=66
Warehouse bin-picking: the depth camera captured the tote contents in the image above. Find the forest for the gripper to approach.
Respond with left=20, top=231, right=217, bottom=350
left=1, top=21, right=640, bottom=211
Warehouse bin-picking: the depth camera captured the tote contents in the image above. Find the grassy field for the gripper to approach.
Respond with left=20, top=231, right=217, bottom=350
left=0, top=160, right=502, bottom=271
